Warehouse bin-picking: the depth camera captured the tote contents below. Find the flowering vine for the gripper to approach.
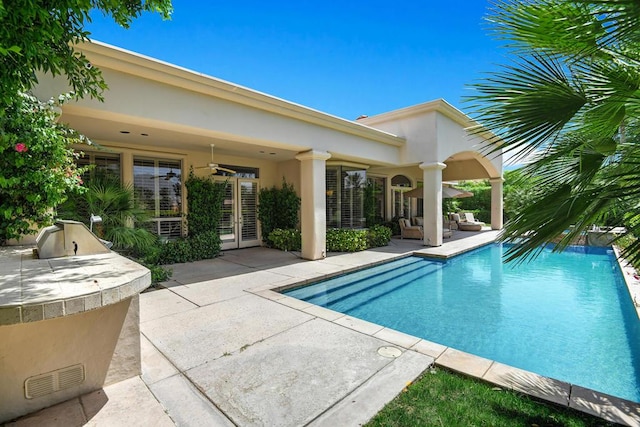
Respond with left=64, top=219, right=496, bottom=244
left=0, top=92, right=89, bottom=244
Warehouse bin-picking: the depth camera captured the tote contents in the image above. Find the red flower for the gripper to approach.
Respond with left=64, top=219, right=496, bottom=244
left=15, top=143, right=28, bottom=153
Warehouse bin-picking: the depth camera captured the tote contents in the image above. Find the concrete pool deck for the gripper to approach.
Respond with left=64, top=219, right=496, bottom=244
left=6, top=229, right=640, bottom=426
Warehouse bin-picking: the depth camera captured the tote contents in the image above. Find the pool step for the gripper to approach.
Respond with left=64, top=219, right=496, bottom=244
left=288, top=257, right=424, bottom=303
left=328, top=263, right=444, bottom=312
left=290, top=258, right=443, bottom=310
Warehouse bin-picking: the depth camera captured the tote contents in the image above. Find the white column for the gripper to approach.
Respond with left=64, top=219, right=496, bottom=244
left=295, top=150, right=331, bottom=260
left=121, top=152, right=134, bottom=186
left=419, top=162, right=446, bottom=247
left=490, top=177, right=504, bottom=230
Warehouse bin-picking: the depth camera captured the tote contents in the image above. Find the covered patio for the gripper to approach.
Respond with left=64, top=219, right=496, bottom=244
left=32, top=41, right=503, bottom=262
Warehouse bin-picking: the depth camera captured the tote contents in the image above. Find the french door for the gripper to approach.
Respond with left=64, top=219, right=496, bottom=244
left=215, top=177, right=260, bottom=250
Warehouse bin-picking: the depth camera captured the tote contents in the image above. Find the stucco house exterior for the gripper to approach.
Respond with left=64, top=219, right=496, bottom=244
left=33, top=41, right=503, bottom=261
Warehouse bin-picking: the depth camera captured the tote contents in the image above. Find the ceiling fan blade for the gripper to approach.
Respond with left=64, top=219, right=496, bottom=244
left=217, top=167, right=236, bottom=174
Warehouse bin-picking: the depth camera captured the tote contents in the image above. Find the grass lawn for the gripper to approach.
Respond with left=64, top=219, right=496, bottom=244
left=366, top=367, right=617, bottom=427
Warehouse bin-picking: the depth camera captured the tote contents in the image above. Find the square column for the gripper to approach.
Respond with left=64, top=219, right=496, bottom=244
left=419, top=162, right=447, bottom=247
left=295, top=150, right=331, bottom=260
left=490, top=177, right=504, bottom=230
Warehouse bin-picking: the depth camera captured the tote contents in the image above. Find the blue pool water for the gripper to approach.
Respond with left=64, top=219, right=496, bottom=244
left=284, top=243, right=640, bottom=402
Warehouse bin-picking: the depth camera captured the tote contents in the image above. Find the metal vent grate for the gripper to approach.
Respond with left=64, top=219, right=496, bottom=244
left=25, top=364, right=85, bottom=399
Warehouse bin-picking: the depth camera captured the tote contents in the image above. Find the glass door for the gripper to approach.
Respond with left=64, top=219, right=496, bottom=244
left=238, top=179, right=260, bottom=248
left=215, top=177, right=260, bottom=250
left=217, top=178, right=237, bottom=250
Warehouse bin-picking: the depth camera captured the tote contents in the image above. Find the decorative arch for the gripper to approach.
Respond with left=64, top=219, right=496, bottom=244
left=442, top=151, right=501, bottom=181
left=391, top=174, right=412, bottom=187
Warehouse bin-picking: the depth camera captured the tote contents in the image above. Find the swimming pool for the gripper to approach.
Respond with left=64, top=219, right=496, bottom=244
left=284, top=243, right=640, bottom=403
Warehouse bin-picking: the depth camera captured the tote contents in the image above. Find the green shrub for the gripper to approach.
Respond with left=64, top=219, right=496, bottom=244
left=326, top=228, right=368, bottom=252
left=269, top=228, right=301, bottom=251
left=383, top=216, right=402, bottom=236
left=185, top=170, right=226, bottom=237
left=368, top=225, right=392, bottom=248
left=157, top=230, right=221, bottom=264
left=190, top=230, right=222, bottom=259
left=157, top=238, right=192, bottom=264
left=133, top=244, right=172, bottom=285
left=257, top=178, right=300, bottom=245
left=148, top=264, right=172, bottom=284
left=148, top=170, right=226, bottom=267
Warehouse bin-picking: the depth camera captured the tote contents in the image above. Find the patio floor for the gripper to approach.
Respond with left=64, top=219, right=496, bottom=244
left=7, top=229, right=640, bottom=426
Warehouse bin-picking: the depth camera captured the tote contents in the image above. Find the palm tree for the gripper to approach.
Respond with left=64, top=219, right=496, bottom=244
left=57, top=175, right=158, bottom=257
left=466, top=0, right=640, bottom=264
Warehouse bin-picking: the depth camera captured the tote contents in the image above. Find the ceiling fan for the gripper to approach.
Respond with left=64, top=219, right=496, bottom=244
left=150, top=169, right=179, bottom=180
left=196, top=144, right=236, bottom=174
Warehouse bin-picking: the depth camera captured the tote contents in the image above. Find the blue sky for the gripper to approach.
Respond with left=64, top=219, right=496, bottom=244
left=87, top=1, right=506, bottom=121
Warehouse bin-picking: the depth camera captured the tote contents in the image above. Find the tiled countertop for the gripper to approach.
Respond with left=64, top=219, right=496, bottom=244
left=0, top=246, right=150, bottom=325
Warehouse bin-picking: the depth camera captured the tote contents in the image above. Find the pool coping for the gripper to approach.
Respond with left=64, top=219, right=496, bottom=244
left=251, top=240, right=640, bottom=426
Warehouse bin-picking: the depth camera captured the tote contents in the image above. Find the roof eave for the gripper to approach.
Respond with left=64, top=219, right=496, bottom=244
left=79, top=40, right=406, bottom=148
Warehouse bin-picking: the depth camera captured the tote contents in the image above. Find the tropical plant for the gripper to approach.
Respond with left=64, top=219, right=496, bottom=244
left=466, top=0, right=640, bottom=263
left=57, top=174, right=157, bottom=255
left=502, top=169, right=543, bottom=222
left=257, top=178, right=300, bottom=245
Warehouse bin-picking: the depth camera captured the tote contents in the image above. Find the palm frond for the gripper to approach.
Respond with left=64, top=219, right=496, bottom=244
left=584, top=0, right=640, bottom=47
left=466, top=53, right=587, bottom=155
left=488, top=0, right=605, bottom=58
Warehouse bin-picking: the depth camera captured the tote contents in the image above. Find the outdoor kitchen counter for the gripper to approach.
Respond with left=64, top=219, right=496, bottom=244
left=0, top=246, right=150, bottom=326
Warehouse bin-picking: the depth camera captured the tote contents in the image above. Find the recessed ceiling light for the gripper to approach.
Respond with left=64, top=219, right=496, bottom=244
left=259, top=150, right=265, bottom=153
left=119, top=130, right=130, bottom=134
left=141, top=133, right=149, bottom=136
left=269, top=152, right=276, bottom=155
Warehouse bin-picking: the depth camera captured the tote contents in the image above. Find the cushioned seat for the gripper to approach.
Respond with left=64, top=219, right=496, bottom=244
left=399, top=218, right=423, bottom=239
left=450, top=213, right=482, bottom=232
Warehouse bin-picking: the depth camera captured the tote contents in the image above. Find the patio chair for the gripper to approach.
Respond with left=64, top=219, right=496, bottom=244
left=450, top=213, right=482, bottom=232
left=443, top=216, right=453, bottom=238
left=399, top=218, right=423, bottom=239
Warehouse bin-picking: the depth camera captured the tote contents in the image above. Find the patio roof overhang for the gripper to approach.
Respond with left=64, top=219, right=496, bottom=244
left=33, top=41, right=407, bottom=166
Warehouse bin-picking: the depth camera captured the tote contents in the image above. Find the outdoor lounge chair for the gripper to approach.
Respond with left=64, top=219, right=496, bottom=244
left=399, top=218, right=423, bottom=239
left=462, top=212, right=485, bottom=225
left=450, top=213, right=482, bottom=232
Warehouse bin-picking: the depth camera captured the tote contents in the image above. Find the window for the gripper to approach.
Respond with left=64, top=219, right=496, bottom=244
left=133, top=158, right=183, bottom=239
left=326, top=166, right=366, bottom=229
left=391, top=174, right=411, bottom=187
left=326, top=168, right=339, bottom=228
left=77, top=152, right=121, bottom=182
left=391, top=174, right=412, bottom=218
